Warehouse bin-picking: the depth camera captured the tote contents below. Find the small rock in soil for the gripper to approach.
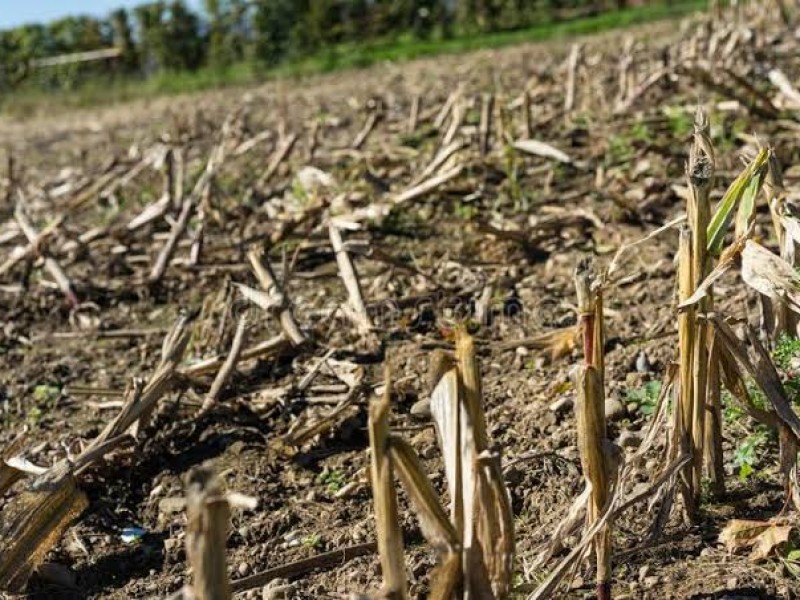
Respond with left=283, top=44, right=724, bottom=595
left=618, top=430, right=642, bottom=449
left=410, top=397, right=431, bottom=419
left=604, top=396, right=627, bottom=421
left=549, top=396, right=573, bottom=414
left=549, top=397, right=575, bottom=414
left=635, top=350, right=652, bottom=373
left=643, top=575, right=660, bottom=589
left=238, top=561, right=251, bottom=577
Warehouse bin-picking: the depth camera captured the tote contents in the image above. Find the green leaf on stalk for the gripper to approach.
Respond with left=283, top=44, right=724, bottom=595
left=707, top=147, right=770, bottom=255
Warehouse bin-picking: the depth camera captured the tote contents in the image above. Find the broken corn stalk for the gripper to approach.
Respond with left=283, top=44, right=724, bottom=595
left=574, top=260, right=612, bottom=600
left=366, top=330, right=513, bottom=599
left=0, top=464, right=88, bottom=592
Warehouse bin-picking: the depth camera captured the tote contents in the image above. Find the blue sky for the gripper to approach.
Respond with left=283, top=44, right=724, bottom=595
left=0, top=1, right=204, bottom=29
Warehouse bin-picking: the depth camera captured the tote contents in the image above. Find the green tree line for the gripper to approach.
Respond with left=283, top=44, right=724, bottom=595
left=0, top=0, right=650, bottom=90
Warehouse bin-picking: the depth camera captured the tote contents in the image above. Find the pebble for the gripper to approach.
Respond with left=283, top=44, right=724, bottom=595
left=635, top=350, right=652, bottom=373
left=618, top=430, right=642, bottom=449
left=158, top=497, right=186, bottom=515
left=410, top=398, right=431, bottom=420
left=626, top=402, right=639, bottom=415
left=638, top=565, right=650, bottom=582
left=334, top=481, right=359, bottom=498
left=549, top=397, right=574, bottom=414
left=238, top=562, right=251, bottom=577
left=604, top=396, right=627, bottom=421
left=643, top=575, right=660, bottom=589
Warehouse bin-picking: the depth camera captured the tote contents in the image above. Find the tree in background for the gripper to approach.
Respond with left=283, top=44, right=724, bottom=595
left=252, top=0, right=300, bottom=65
left=163, top=1, right=205, bottom=70
left=0, top=0, right=672, bottom=92
left=110, top=8, right=138, bottom=70
left=205, top=0, right=249, bottom=68
left=133, top=2, right=168, bottom=74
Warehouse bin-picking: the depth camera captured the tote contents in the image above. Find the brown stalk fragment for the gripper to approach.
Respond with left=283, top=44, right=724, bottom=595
left=407, top=94, right=421, bottom=133
left=87, top=312, right=193, bottom=448
left=393, top=165, right=464, bottom=205
left=230, top=542, right=377, bottom=594
left=687, top=107, right=715, bottom=503
left=15, top=202, right=77, bottom=307
left=388, top=435, right=459, bottom=552
left=257, top=133, right=298, bottom=188
left=181, top=334, right=289, bottom=378
left=352, top=110, right=380, bottom=150
left=185, top=467, right=232, bottom=600
left=479, top=93, right=494, bottom=156
left=455, top=331, right=514, bottom=598
left=574, top=262, right=612, bottom=600
left=523, top=90, right=533, bottom=138
left=329, top=223, right=374, bottom=340
left=576, top=366, right=612, bottom=600
left=150, top=144, right=222, bottom=284
left=0, top=214, right=63, bottom=278
left=709, top=315, right=800, bottom=509
left=199, top=315, right=248, bottom=414
left=0, top=434, right=29, bottom=497
left=368, top=377, right=407, bottom=599
left=247, top=247, right=306, bottom=346
left=565, top=43, right=582, bottom=112
left=0, top=463, right=88, bottom=592
left=676, top=225, right=696, bottom=518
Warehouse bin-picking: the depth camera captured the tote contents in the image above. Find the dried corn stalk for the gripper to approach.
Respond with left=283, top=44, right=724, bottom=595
left=0, top=434, right=28, bottom=497
left=368, top=380, right=408, bottom=599
left=365, top=332, right=513, bottom=599
left=574, top=261, right=613, bottom=600
left=0, top=315, right=194, bottom=594
left=0, top=464, right=88, bottom=592
left=185, top=467, right=232, bottom=600
left=687, top=108, right=715, bottom=505
left=710, top=315, right=800, bottom=510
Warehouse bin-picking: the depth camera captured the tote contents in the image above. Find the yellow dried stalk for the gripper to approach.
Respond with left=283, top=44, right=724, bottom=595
left=687, top=108, right=714, bottom=511
left=574, top=262, right=611, bottom=600
left=455, top=330, right=514, bottom=598
left=576, top=366, right=611, bottom=600
left=388, top=435, right=459, bottom=553
left=185, top=467, right=232, bottom=600
left=704, top=335, right=725, bottom=496
left=0, top=464, right=88, bottom=592
left=677, top=226, right=697, bottom=518
left=368, top=381, right=407, bottom=599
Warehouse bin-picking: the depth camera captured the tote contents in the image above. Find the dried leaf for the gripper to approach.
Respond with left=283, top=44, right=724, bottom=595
left=513, top=139, right=572, bottom=164
left=388, top=435, right=459, bottom=553
left=741, top=240, right=800, bottom=315
left=367, top=384, right=407, bottom=599
left=0, top=464, right=88, bottom=592
left=719, top=519, right=794, bottom=561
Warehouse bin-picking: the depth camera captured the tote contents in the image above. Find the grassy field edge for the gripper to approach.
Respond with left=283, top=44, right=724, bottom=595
left=1, top=0, right=707, bottom=117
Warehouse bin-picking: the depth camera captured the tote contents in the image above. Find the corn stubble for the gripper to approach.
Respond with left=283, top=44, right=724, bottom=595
left=574, top=261, right=615, bottom=600
left=366, top=330, right=513, bottom=599
left=0, top=313, right=193, bottom=593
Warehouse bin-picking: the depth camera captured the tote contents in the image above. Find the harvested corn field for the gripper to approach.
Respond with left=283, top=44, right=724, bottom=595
left=4, top=4, right=800, bottom=599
